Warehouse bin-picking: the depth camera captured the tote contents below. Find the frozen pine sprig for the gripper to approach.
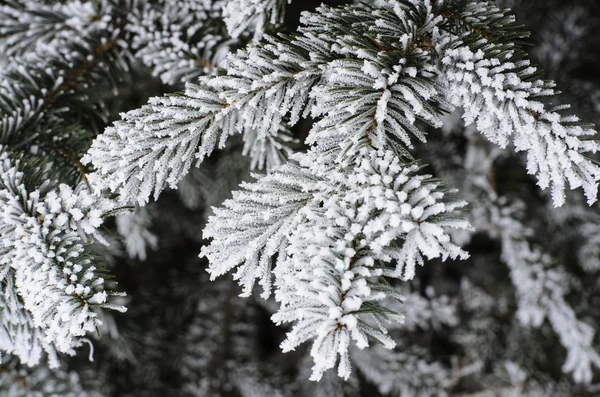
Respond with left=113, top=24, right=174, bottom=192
left=0, top=271, right=58, bottom=368
left=333, top=149, right=471, bottom=280
left=0, top=150, right=124, bottom=363
left=307, top=1, right=446, bottom=159
left=85, top=0, right=600, bottom=209
left=0, top=0, right=131, bottom=147
left=83, top=83, right=238, bottom=206
left=0, top=0, right=99, bottom=59
left=272, top=202, right=401, bottom=381
left=440, top=44, right=600, bottom=207
left=86, top=29, right=325, bottom=205
left=201, top=162, right=320, bottom=298
left=494, top=201, right=600, bottom=384
left=222, top=0, right=290, bottom=40
left=205, top=148, right=471, bottom=379
left=128, top=0, right=232, bottom=85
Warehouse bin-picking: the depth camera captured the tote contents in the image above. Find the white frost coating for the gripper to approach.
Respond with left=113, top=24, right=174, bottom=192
left=85, top=36, right=320, bottom=205
left=0, top=1, right=97, bottom=59
left=201, top=162, right=319, bottom=298
left=83, top=82, right=238, bottom=206
left=0, top=150, right=124, bottom=362
left=496, top=203, right=600, bottom=384
left=116, top=207, right=158, bottom=261
left=222, top=0, right=290, bottom=40
left=205, top=148, right=470, bottom=380
left=273, top=206, right=399, bottom=381
left=0, top=271, right=58, bottom=368
left=306, top=2, right=446, bottom=161
left=128, top=0, right=231, bottom=85
left=440, top=45, right=600, bottom=207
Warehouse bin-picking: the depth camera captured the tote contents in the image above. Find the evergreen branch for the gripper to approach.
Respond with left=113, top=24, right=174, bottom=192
left=0, top=0, right=97, bottom=58
left=499, top=203, right=600, bottom=384
left=270, top=149, right=470, bottom=380
left=128, top=0, right=235, bottom=85
left=437, top=38, right=600, bottom=206
left=433, top=0, right=600, bottom=206
left=45, top=137, right=89, bottom=182
left=0, top=0, right=130, bottom=147
left=201, top=161, right=320, bottom=298
left=222, top=0, right=290, bottom=40
left=83, top=83, right=238, bottom=206
left=0, top=271, right=58, bottom=368
left=85, top=32, right=326, bottom=204
left=0, top=149, right=124, bottom=362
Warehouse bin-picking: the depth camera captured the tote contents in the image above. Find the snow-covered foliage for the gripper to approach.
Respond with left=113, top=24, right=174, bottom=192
left=87, top=0, right=600, bottom=209
left=201, top=161, right=319, bottom=298
left=83, top=83, right=237, bottom=206
left=222, top=0, right=290, bottom=39
left=128, top=0, right=233, bottom=85
left=0, top=0, right=130, bottom=148
left=441, top=45, right=599, bottom=207
left=0, top=150, right=124, bottom=367
left=116, top=207, right=157, bottom=261
left=205, top=149, right=470, bottom=378
left=3, top=0, right=600, bottom=395
left=496, top=202, right=600, bottom=383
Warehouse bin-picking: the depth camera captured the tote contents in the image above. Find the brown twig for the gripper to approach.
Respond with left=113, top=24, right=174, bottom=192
left=45, top=138, right=88, bottom=181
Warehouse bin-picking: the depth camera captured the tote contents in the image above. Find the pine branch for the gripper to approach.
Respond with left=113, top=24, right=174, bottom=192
left=434, top=0, right=600, bottom=206
left=0, top=150, right=125, bottom=363
left=83, top=83, right=238, bottom=205
left=499, top=203, right=600, bottom=384
left=222, top=0, right=290, bottom=40
left=0, top=0, right=131, bottom=147
left=201, top=161, right=320, bottom=298
left=128, top=0, right=234, bottom=85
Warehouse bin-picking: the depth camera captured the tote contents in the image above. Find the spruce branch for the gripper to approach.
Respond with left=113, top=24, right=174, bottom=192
left=128, top=0, right=235, bottom=85
left=0, top=0, right=131, bottom=147
left=0, top=149, right=125, bottom=365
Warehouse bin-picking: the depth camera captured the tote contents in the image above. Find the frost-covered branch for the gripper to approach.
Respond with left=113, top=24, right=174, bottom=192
left=222, top=0, right=290, bottom=40
left=128, top=0, right=233, bottom=85
left=0, top=0, right=130, bottom=147
left=83, top=83, right=237, bottom=205
left=497, top=202, right=600, bottom=384
left=452, top=127, right=600, bottom=384
left=201, top=161, right=319, bottom=298
left=0, top=150, right=124, bottom=364
left=440, top=44, right=599, bottom=207
left=86, top=0, right=600, bottom=208
left=205, top=149, right=470, bottom=379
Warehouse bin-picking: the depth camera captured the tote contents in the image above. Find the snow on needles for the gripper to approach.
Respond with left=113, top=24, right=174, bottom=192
left=0, top=150, right=124, bottom=365
left=206, top=149, right=471, bottom=379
